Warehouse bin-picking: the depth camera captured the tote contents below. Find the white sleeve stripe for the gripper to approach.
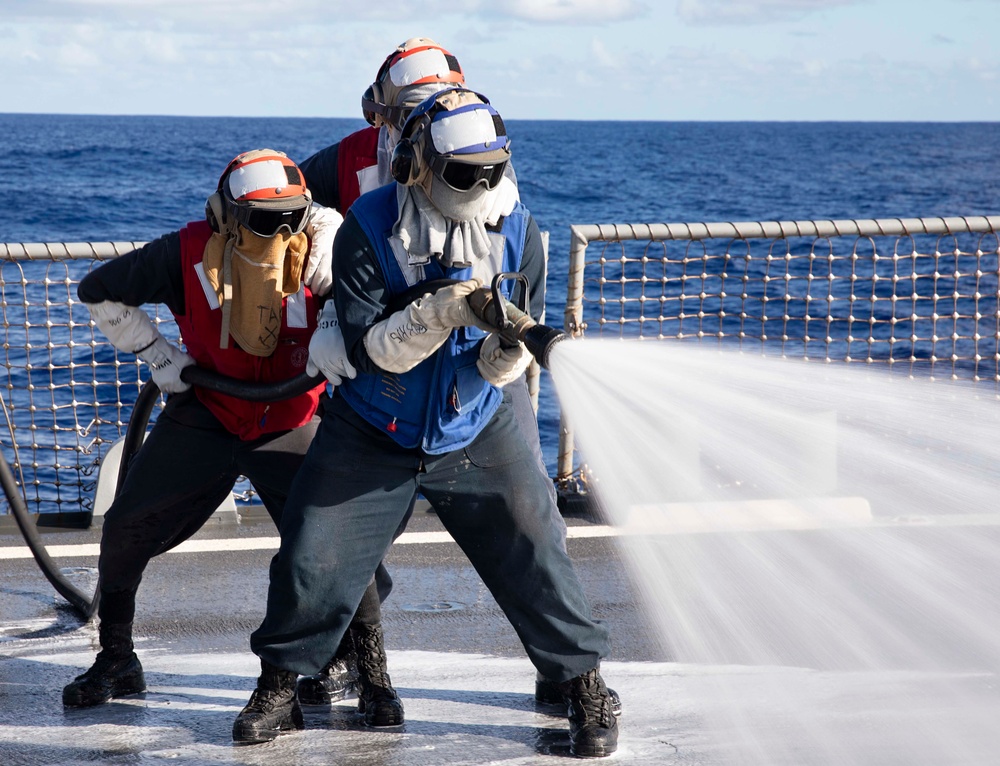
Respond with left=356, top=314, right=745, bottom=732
left=193, top=262, right=220, bottom=310
left=285, top=286, right=308, bottom=328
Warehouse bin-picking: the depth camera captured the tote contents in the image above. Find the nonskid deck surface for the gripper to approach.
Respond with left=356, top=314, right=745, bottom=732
left=3, top=512, right=1000, bottom=765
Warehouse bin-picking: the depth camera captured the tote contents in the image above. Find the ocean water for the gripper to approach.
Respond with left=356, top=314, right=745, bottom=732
left=0, top=115, right=998, bottom=473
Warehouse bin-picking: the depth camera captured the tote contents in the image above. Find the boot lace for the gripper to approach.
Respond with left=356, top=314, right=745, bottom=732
left=568, top=670, right=613, bottom=729
left=79, top=650, right=135, bottom=679
left=354, top=626, right=393, bottom=691
left=246, top=685, right=294, bottom=714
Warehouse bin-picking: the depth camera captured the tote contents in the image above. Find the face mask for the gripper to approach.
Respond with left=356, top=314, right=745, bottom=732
left=422, top=174, right=490, bottom=222
left=202, top=228, right=308, bottom=356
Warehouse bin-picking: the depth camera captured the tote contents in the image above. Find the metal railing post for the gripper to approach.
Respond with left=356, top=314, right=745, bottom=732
left=556, top=226, right=593, bottom=485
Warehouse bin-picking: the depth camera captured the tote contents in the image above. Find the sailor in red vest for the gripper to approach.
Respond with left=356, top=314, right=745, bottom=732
left=63, top=150, right=390, bottom=725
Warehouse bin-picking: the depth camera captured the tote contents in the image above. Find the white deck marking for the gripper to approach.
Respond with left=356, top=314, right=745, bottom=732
left=4, top=497, right=999, bottom=561
left=0, top=526, right=623, bottom=560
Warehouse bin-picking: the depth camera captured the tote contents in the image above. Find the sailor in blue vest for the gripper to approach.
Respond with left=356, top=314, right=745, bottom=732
left=234, top=89, right=619, bottom=758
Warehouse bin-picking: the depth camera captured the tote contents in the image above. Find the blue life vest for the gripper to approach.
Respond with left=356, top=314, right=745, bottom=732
left=340, top=185, right=527, bottom=453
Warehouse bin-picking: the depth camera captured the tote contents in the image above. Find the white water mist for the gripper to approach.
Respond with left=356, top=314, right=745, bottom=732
left=550, top=338, right=1000, bottom=766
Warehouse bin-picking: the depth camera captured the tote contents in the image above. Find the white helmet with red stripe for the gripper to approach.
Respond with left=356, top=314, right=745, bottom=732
left=362, top=38, right=465, bottom=130
left=206, top=149, right=312, bottom=238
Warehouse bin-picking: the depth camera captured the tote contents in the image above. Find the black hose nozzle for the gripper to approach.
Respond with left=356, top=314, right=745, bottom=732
left=390, top=274, right=570, bottom=370
left=520, top=322, right=568, bottom=370
left=467, top=281, right=568, bottom=370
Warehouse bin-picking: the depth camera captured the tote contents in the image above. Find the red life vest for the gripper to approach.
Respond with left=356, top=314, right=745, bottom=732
left=337, top=126, right=381, bottom=212
left=175, top=220, right=324, bottom=441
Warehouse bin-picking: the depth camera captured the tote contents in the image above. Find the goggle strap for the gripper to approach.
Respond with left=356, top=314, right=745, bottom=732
left=362, top=97, right=409, bottom=129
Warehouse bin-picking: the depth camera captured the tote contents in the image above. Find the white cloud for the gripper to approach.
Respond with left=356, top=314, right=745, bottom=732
left=1, top=0, right=998, bottom=120
left=677, top=0, right=860, bottom=26
left=0, top=0, right=646, bottom=24
left=802, top=58, right=827, bottom=77
left=491, top=35, right=1000, bottom=120
left=590, top=37, right=619, bottom=68
left=497, top=0, right=647, bottom=23
left=54, top=40, right=101, bottom=69
left=0, top=1, right=416, bottom=25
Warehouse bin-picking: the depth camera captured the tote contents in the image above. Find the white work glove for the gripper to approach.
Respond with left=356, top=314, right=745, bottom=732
left=87, top=300, right=195, bottom=393
left=87, top=300, right=158, bottom=351
left=303, top=204, right=344, bottom=296
left=476, top=333, right=533, bottom=387
left=136, top=335, right=196, bottom=394
left=363, top=279, right=486, bottom=374
left=410, top=278, right=486, bottom=331
left=306, top=299, right=357, bottom=386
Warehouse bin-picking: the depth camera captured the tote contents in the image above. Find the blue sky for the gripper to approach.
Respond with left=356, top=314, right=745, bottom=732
left=2, top=0, right=998, bottom=120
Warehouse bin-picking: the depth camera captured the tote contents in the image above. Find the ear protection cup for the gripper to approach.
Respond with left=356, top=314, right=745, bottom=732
left=363, top=50, right=398, bottom=128
left=390, top=107, right=431, bottom=185
left=390, top=138, right=419, bottom=185
left=362, top=82, right=385, bottom=127
left=207, top=154, right=245, bottom=231
left=205, top=191, right=225, bottom=232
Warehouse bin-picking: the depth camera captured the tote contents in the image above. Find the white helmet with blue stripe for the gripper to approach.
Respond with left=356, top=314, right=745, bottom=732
left=390, top=88, right=511, bottom=193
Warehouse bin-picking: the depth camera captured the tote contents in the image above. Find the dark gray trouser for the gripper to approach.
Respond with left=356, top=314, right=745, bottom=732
left=251, top=388, right=610, bottom=682
left=372, top=374, right=552, bottom=604
left=509, top=373, right=559, bottom=510
left=97, top=390, right=385, bottom=629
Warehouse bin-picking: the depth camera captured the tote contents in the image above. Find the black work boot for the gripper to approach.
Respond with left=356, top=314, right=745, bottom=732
left=352, top=624, right=404, bottom=727
left=297, top=633, right=359, bottom=705
left=558, top=667, right=619, bottom=758
left=232, top=660, right=304, bottom=744
left=63, top=622, right=145, bottom=707
left=536, top=672, right=623, bottom=717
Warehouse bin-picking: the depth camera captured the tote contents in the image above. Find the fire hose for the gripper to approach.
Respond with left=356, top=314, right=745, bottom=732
left=396, top=272, right=569, bottom=368
left=1, top=367, right=325, bottom=622
left=3, top=274, right=567, bottom=620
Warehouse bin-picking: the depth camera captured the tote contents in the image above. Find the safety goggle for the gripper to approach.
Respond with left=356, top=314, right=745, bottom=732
left=426, top=155, right=508, bottom=193
left=230, top=203, right=311, bottom=238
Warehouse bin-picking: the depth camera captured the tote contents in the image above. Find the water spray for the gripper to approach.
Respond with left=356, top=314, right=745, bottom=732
left=466, top=272, right=569, bottom=369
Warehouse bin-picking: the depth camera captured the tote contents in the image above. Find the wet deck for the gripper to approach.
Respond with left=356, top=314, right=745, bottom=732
left=2, top=510, right=999, bottom=765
